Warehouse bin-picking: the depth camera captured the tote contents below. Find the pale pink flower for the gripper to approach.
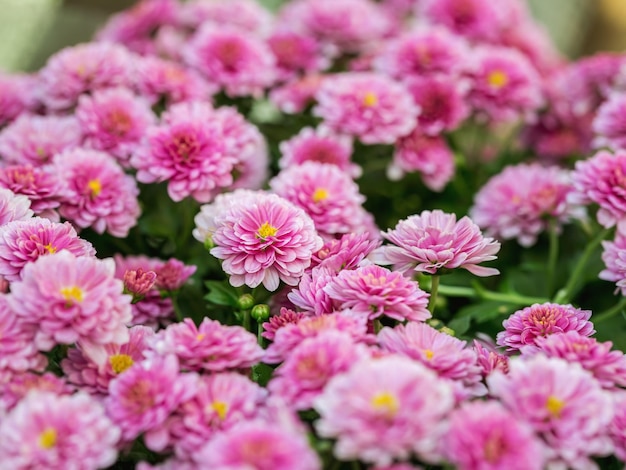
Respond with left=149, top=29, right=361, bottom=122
left=522, top=109, right=592, bottom=160
left=473, top=339, right=509, bottom=378
left=496, top=303, right=595, bottom=352
left=0, top=371, right=72, bottom=413
left=149, top=318, right=264, bottom=373
left=600, top=234, right=626, bottom=295
left=153, top=258, right=196, bottom=292
left=470, top=163, right=585, bottom=247
left=0, top=187, right=33, bottom=225
left=488, top=356, right=614, bottom=469
left=593, top=93, right=626, bottom=151
left=287, top=266, right=337, bottom=315
left=8, top=251, right=132, bottom=353
left=210, top=193, right=323, bottom=291
left=0, top=114, right=81, bottom=166
left=0, top=217, right=95, bottom=282
left=261, top=307, right=306, bottom=341
left=180, top=0, right=273, bottom=36
left=372, top=209, right=500, bottom=277
left=314, top=73, right=418, bottom=144
left=314, top=355, right=455, bottom=466
left=443, top=400, right=545, bottom=470
left=310, top=232, right=381, bottom=273
left=183, top=26, right=276, bottom=98
left=610, top=392, right=626, bottom=462
left=0, top=391, right=120, bottom=469
left=269, top=74, right=325, bottom=114
left=268, top=31, right=330, bottom=81
left=0, top=165, right=63, bottom=220
left=0, top=73, right=33, bottom=126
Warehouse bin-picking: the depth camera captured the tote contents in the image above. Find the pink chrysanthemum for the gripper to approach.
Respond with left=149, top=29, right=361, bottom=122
left=0, top=165, right=63, bottom=220
left=372, top=209, right=500, bottom=277
left=76, top=87, right=156, bottom=166
left=610, top=392, right=626, bottom=462
left=180, top=0, right=273, bottom=36
left=152, top=258, right=196, bottom=292
left=0, top=114, right=82, bottom=166
left=496, top=303, right=595, bottom=352
left=38, top=42, right=134, bottom=111
left=443, top=400, right=545, bottom=470
left=314, top=355, right=455, bottom=466
left=488, top=356, right=614, bottom=469
left=388, top=129, right=456, bottom=192
left=262, top=307, right=306, bottom=341
left=0, top=371, right=73, bottom=413
left=467, top=46, right=543, bottom=123
left=0, top=187, right=33, bottom=225
left=0, top=391, right=120, bottom=469
left=593, top=93, right=626, bottom=151
left=269, top=330, right=369, bottom=410
left=311, top=232, right=381, bottom=273
left=324, top=265, right=431, bottom=322
left=195, top=420, right=321, bottom=470
left=378, top=322, right=485, bottom=397
left=287, top=266, right=337, bottom=315
left=183, top=26, right=276, bottom=98
left=570, top=150, right=626, bottom=231
left=269, top=74, right=325, bottom=114
left=470, top=163, right=585, bottom=247
left=0, top=217, right=95, bottom=282
left=163, top=372, right=267, bottom=458
left=106, top=354, right=197, bottom=446
left=149, top=318, right=264, bottom=373
left=55, top=148, right=140, bottom=237
left=131, top=101, right=238, bottom=203
left=522, top=109, right=592, bottom=160
left=264, top=312, right=370, bottom=364
left=0, top=73, right=33, bottom=126
left=473, top=339, right=509, bottom=378
left=268, top=31, right=330, bottom=81
left=278, top=127, right=359, bottom=177
left=211, top=193, right=322, bottom=291
left=314, top=73, right=418, bottom=144
left=8, top=251, right=132, bottom=353
left=61, top=325, right=155, bottom=395
left=270, top=162, right=366, bottom=238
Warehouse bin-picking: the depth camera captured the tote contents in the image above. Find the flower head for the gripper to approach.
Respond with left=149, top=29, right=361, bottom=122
left=0, top=371, right=73, bottom=413
left=180, top=0, right=273, bottom=36
left=311, top=232, right=381, bottom=273
left=269, top=74, right=325, bottom=114
left=268, top=31, right=330, bottom=81
left=0, top=187, right=33, bottom=225
left=593, top=93, right=626, bottom=151
left=262, top=307, right=306, bottom=341
left=0, top=73, right=34, bottom=126
left=0, top=165, right=63, bottom=220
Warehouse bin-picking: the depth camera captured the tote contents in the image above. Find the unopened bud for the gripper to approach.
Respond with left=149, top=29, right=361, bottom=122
left=237, top=294, right=255, bottom=310
left=123, top=268, right=157, bottom=298
left=250, top=304, right=270, bottom=322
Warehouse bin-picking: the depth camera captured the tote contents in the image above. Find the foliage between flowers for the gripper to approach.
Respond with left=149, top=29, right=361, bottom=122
left=4, top=0, right=626, bottom=468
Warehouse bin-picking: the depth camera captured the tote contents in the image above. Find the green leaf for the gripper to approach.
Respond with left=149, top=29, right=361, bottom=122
left=447, top=315, right=471, bottom=336
left=204, top=281, right=239, bottom=307
left=251, top=363, right=274, bottom=387
left=456, top=301, right=517, bottom=324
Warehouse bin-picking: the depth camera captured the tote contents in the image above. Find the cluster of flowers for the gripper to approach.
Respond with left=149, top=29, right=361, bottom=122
left=2, top=0, right=626, bottom=468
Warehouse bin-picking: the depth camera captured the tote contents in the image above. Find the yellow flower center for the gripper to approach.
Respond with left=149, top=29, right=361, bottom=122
left=87, top=179, right=102, bottom=197
left=39, top=428, right=57, bottom=449
left=110, top=354, right=134, bottom=374
left=312, top=188, right=329, bottom=203
left=211, top=400, right=229, bottom=421
left=60, top=286, right=84, bottom=305
left=44, top=243, right=57, bottom=254
left=487, top=70, right=508, bottom=89
left=546, top=395, right=565, bottom=418
left=362, top=91, right=378, bottom=107
left=424, top=349, right=434, bottom=360
left=196, top=333, right=206, bottom=341
left=371, top=391, right=399, bottom=418
left=257, top=222, right=277, bottom=239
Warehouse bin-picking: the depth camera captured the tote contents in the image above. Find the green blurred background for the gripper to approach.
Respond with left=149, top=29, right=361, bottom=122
left=0, top=0, right=625, bottom=73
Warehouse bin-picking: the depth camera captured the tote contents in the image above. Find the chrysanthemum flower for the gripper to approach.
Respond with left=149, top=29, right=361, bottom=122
left=0, top=73, right=33, bottom=127
left=0, top=217, right=95, bottom=282
left=0, top=371, right=73, bottom=413
left=183, top=26, right=276, bottom=98
left=180, top=0, right=273, bottom=36
left=270, top=162, right=366, bottom=238
left=314, top=355, right=455, bottom=466
left=268, top=31, right=330, bottom=81
left=610, top=392, right=626, bottom=462
left=488, top=356, right=614, bottom=469
left=287, top=266, right=336, bottom=315
left=262, top=307, right=306, bottom=340
left=443, top=400, right=545, bottom=470
left=593, top=93, right=626, bottom=151
left=372, top=209, right=500, bottom=277
left=211, top=193, right=322, bottom=291
left=8, top=251, right=132, bottom=353
left=149, top=318, right=264, bottom=372
left=76, top=87, right=156, bottom=166
left=470, top=163, right=585, bottom=247
left=0, top=187, right=33, bottom=225
left=0, top=165, right=63, bottom=221
left=152, top=258, right=196, bottom=292
left=310, top=232, right=381, bottom=273
left=496, top=303, right=594, bottom=351
left=38, top=42, right=134, bottom=111
left=473, top=339, right=509, bottom=378
left=269, top=74, right=325, bottom=114
left=314, top=73, right=418, bottom=144
left=0, top=391, right=120, bottom=469
left=55, top=148, right=140, bottom=237
left=0, top=114, right=81, bottom=166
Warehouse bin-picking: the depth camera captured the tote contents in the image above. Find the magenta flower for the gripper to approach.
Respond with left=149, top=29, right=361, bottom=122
left=610, top=392, right=626, bottom=462
left=268, top=31, right=330, bottom=81
left=470, top=163, right=585, bottom=247
left=314, top=355, right=455, bottom=466
left=0, top=217, right=95, bottom=282
left=0, top=371, right=73, bottom=413
left=262, top=307, right=306, bottom=341
left=388, top=128, right=456, bottom=192
left=0, top=114, right=81, bottom=166
left=183, top=26, right=276, bottom=98
left=324, top=265, right=431, bottom=322
left=600, top=234, right=626, bottom=295
left=473, top=339, right=509, bottom=378
left=55, top=148, right=140, bottom=237
left=287, top=266, right=336, bottom=315
left=269, top=74, right=325, bottom=114
left=311, top=232, right=381, bottom=273
left=149, top=318, right=264, bottom=373
left=195, top=420, right=321, bottom=470
left=211, top=193, right=323, bottom=291
left=8, top=251, right=132, bottom=353
left=443, top=400, right=545, bottom=470
left=124, top=268, right=157, bottom=298
left=593, top=93, right=626, bottom=151
left=372, top=209, right=500, bottom=277
left=0, top=165, right=63, bottom=220
left=180, top=0, right=273, bottom=36
left=488, top=356, right=614, bottom=469
left=314, top=73, right=418, bottom=144
left=496, top=303, right=595, bottom=352
left=76, top=87, right=156, bottom=166
left=0, top=73, right=33, bottom=126
left=0, top=391, right=120, bottom=469
left=0, top=187, right=33, bottom=225
left=153, top=258, right=196, bottom=292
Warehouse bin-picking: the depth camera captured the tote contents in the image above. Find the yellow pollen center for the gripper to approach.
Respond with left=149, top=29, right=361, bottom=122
left=39, top=428, right=57, bottom=449
left=110, top=354, right=134, bottom=374
left=196, top=333, right=206, bottom=341
left=371, top=391, right=399, bottom=418
left=546, top=395, right=565, bottom=418
left=60, top=286, right=84, bottom=305
left=312, top=188, right=329, bottom=203
left=87, top=179, right=102, bottom=197
left=211, top=400, right=229, bottom=421
left=257, top=222, right=277, bottom=239
left=363, top=91, right=378, bottom=107
left=487, top=70, right=508, bottom=88
left=424, top=349, right=434, bottom=360
left=44, top=243, right=57, bottom=254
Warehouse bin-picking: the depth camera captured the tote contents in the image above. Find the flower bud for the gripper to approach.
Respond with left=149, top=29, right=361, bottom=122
left=250, top=304, right=270, bottom=322
left=237, top=294, right=255, bottom=310
left=123, top=268, right=157, bottom=299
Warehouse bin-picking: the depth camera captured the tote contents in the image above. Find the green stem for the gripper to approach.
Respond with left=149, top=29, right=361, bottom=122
left=428, top=275, right=440, bottom=315
left=351, top=462, right=361, bottom=470
left=257, top=322, right=264, bottom=346
left=546, top=220, right=559, bottom=298
left=373, top=319, right=383, bottom=334
left=594, top=297, right=626, bottom=324
left=434, top=284, right=548, bottom=305
left=171, top=294, right=183, bottom=322
left=553, top=227, right=612, bottom=304
left=242, top=310, right=251, bottom=332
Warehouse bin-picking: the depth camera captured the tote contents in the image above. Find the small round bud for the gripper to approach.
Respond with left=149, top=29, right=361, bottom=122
left=440, top=326, right=455, bottom=336
left=250, top=304, right=270, bottom=322
left=237, top=294, right=255, bottom=310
